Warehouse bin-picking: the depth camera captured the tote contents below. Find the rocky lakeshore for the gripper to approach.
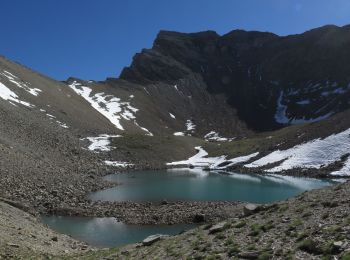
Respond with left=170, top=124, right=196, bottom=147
left=77, top=180, right=350, bottom=260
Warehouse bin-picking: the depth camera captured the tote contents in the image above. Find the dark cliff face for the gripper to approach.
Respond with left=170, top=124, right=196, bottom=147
left=120, top=25, right=350, bottom=131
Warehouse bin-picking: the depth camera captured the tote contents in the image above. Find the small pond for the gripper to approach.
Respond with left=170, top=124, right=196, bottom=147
left=42, top=216, right=196, bottom=248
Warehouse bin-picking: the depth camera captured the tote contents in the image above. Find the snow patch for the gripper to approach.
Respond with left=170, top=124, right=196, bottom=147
left=69, top=81, right=151, bottom=135
left=186, top=120, right=195, bottom=132
left=204, top=131, right=235, bottom=142
left=0, top=82, right=34, bottom=107
left=56, top=120, right=69, bottom=129
left=167, top=146, right=259, bottom=170
left=275, top=90, right=333, bottom=124
left=169, top=113, right=176, bottom=119
left=330, top=157, right=350, bottom=176
left=84, top=134, right=121, bottom=152
left=174, top=132, right=185, bottom=136
left=245, top=128, right=350, bottom=173
left=105, top=160, right=133, bottom=167
left=1, top=70, right=41, bottom=96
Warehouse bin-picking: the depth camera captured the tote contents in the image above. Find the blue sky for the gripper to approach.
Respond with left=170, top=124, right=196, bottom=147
left=1, top=0, right=350, bottom=80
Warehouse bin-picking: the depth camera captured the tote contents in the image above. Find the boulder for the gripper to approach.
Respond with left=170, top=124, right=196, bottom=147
left=243, top=203, right=261, bottom=216
left=193, top=213, right=205, bottom=223
left=142, top=234, right=166, bottom=246
left=209, top=222, right=227, bottom=234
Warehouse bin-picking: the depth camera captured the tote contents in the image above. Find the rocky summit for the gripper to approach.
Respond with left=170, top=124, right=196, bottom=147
left=1, top=24, right=350, bottom=259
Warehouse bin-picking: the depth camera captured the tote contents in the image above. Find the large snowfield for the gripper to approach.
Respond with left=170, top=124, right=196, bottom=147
left=245, top=128, right=350, bottom=176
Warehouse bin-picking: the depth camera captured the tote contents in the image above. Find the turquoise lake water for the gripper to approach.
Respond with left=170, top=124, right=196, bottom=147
left=44, top=169, right=337, bottom=248
left=89, top=169, right=335, bottom=203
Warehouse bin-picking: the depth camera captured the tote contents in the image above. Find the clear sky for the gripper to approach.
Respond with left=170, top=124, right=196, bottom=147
left=1, top=0, right=350, bottom=80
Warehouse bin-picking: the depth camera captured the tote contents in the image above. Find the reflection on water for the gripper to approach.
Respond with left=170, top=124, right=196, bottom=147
left=89, top=169, right=336, bottom=203
left=42, top=216, right=196, bottom=248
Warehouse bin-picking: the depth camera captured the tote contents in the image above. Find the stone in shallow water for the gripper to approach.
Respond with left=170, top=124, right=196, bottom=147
left=142, top=234, right=167, bottom=246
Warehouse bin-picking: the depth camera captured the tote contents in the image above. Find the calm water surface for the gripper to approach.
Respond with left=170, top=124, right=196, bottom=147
left=89, top=169, right=336, bottom=203
left=44, top=169, right=338, bottom=248
left=42, top=216, right=196, bottom=248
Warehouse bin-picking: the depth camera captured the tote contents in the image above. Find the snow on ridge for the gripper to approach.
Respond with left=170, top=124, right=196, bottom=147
left=167, top=146, right=259, bottom=170
left=69, top=81, right=152, bottom=135
left=105, top=160, right=134, bottom=167
left=0, top=82, right=34, bottom=107
left=245, top=128, right=350, bottom=173
left=84, top=134, right=122, bottom=152
left=204, top=131, right=235, bottom=142
left=1, top=70, right=41, bottom=96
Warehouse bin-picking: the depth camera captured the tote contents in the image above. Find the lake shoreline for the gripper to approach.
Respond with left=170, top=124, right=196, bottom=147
left=1, top=166, right=342, bottom=226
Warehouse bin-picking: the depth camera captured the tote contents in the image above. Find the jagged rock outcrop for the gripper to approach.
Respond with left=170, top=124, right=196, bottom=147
left=121, top=25, right=350, bottom=131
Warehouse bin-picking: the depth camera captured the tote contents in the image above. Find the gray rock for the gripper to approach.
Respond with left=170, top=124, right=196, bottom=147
left=333, top=241, right=344, bottom=250
left=243, top=203, right=261, bottom=216
left=209, top=221, right=227, bottom=234
left=142, top=234, right=166, bottom=246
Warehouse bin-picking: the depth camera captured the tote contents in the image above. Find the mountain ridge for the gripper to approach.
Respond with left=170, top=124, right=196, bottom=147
left=120, top=24, right=350, bottom=131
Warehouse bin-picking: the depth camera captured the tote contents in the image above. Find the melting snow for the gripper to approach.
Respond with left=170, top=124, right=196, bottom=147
left=105, top=160, right=134, bottom=167
left=84, top=134, right=121, bottom=152
left=204, top=131, right=235, bottom=142
left=330, top=157, right=350, bottom=176
left=186, top=120, right=195, bottom=132
left=134, top=122, right=153, bottom=136
left=46, top=114, right=56, bottom=119
left=0, top=82, right=33, bottom=107
left=167, top=146, right=258, bottom=170
left=56, top=120, right=69, bottom=128
left=174, top=132, right=185, bottom=136
left=245, top=128, right=350, bottom=173
left=69, top=81, right=151, bottom=135
left=169, top=113, right=176, bottom=119
left=1, top=70, right=41, bottom=96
